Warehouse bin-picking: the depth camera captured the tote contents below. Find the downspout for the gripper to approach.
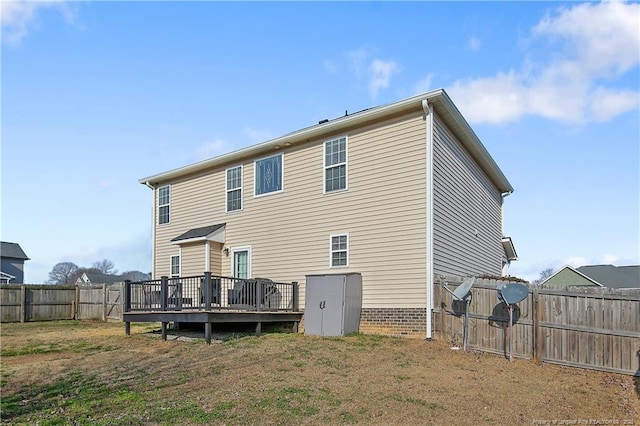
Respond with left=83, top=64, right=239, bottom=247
left=143, top=181, right=156, bottom=279
left=500, top=190, right=513, bottom=276
left=422, top=99, right=434, bottom=340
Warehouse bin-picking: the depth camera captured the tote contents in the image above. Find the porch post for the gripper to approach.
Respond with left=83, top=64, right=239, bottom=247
left=123, top=280, right=131, bottom=312
left=203, top=272, right=211, bottom=310
left=160, top=276, right=168, bottom=311
left=205, top=322, right=212, bottom=344
left=292, top=282, right=299, bottom=312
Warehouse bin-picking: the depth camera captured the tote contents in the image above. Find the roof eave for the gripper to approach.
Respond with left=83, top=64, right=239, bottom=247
left=139, top=88, right=513, bottom=194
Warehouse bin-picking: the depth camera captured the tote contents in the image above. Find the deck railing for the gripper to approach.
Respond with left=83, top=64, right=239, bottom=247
left=124, top=272, right=299, bottom=313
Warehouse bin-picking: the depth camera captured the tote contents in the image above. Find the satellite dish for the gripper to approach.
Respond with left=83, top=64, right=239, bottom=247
left=496, top=283, right=530, bottom=362
left=452, top=277, right=475, bottom=301
left=497, top=283, right=528, bottom=305
left=441, top=277, right=475, bottom=351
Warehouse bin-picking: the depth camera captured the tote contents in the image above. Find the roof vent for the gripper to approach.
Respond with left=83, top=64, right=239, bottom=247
left=318, top=119, right=329, bottom=124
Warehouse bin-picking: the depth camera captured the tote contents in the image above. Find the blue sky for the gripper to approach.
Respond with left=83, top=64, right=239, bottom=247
left=2, top=1, right=638, bottom=283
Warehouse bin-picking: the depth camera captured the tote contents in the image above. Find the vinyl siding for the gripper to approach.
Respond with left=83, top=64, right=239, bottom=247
left=432, top=114, right=503, bottom=277
left=543, top=268, right=598, bottom=289
left=153, top=112, right=427, bottom=308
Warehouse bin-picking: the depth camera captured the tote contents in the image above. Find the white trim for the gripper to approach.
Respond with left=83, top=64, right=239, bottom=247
left=253, top=153, right=284, bottom=197
left=225, top=164, right=243, bottom=213
left=329, top=233, right=349, bottom=268
left=229, top=245, right=252, bottom=278
left=170, top=227, right=226, bottom=245
left=323, top=135, right=348, bottom=194
left=151, top=184, right=156, bottom=278
left=170, top=253, right=181, bottom=277
left=139, top=89, right=513, bottom=195
left=205, top=241, right=211, bottom=272
left=423, top=99, right=434, bottom=340
left=157, top=184, right=171, bottom=225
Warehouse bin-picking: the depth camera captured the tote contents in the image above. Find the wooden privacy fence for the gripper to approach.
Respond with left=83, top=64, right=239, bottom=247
left=434, top=275, right=640, bottom=376
left=0, top=284, right=124, bottom=322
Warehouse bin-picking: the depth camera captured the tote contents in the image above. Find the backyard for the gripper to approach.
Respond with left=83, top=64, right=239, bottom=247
left=1, top=321, right=638, bottom=425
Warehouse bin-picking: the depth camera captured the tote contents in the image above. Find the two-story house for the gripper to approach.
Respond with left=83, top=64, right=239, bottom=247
left=1, top=241, right=30, bottom=284
left=139, top=89, right=515, bottom=338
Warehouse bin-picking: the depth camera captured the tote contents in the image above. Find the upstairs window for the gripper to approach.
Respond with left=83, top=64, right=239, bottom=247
left=330, top=234, right=349, bottom=267
left=255, top=154, right=283, bottom=196
left=324, top=136, right=347, bottom=193
left=226, top=166, right=243, bottom=212
left=170, top=255, right=180, bottom=277
left=158, top=185, right=170, bottom=224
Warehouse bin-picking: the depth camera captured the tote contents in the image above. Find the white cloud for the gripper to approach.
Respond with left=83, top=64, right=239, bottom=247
left=369, top=59, right=399, bottom=98
left=1, top=0, right=77, bottom=46
left=601, top=254, right=618, bottom=264
left=344, top=48, right=400, bottom=99
left=449, top=1, right=640, bottom=125
left=415, top=73, right=435, bottom=95
left=196, top=139, right=228, bottom=161
left=468, top=36, right=481, bottom=52
left=565, top=256, right=588, bottom=268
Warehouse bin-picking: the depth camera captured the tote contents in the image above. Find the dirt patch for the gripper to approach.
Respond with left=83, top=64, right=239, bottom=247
left=1, top=321, right=638, bottom=425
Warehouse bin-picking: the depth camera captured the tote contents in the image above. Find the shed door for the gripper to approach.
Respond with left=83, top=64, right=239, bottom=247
left=321, top=275, right=346, bottom=336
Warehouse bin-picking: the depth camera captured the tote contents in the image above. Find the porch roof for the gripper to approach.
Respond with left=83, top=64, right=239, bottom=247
left=171, top=223, right=226, bottom=245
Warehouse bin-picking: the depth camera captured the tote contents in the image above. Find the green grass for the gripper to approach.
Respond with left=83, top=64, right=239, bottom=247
left=1, top=340, right=116, bottom=357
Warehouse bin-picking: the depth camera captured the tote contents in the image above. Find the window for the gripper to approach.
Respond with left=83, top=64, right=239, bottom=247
left=226, top=166, right=243, bottom=212
left=254, top=154, right=283, bottom=196
left=324, top=136, right=347, bottom=193
left=170, top=255, right=180, bottom=277
left=330, top=234, right=348, bottom=267
left=158, top=185, right=170, bottom=224
left=230, top=246, right=251, bottom=279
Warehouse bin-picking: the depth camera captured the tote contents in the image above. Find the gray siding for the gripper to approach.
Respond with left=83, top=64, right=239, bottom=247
left=1, top=259, right=25, bottom=284
left=432, top=115, right=503, bottom=277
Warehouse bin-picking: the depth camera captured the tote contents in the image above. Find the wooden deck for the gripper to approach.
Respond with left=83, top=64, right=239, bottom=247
left=123, top=273, right=302, bottom=344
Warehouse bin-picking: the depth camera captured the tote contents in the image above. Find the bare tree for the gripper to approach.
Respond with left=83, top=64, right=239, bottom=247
left=92, top=259, right=117, bottom=275
left=47, top=262, right=79, bottom=284
left=533, top=267, right=555, bottom=285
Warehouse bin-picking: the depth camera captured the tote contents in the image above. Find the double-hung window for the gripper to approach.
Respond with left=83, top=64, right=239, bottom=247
left=254, top=154, right=283, bottom=196
left=170, top=255, right=180, bottom=277
left=226, top=166, right=243, bottom=212
left=324, top=136, right=347, bottom=193
left=330, top=234, right=349, bottom=267
left=158, top=185, right=170, bottom=224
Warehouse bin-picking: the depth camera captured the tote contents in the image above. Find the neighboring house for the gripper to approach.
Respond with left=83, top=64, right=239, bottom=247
left=76, top=272, right=124, bottom=285
left=0, top=241, right=30, bottom=284
left=542, top=264, right=640, bottom=289
left=139, top=89, right=515, bottom=337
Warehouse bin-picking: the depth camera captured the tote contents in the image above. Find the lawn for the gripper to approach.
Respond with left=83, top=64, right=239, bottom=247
left=1, top=321, right=638, bottom=425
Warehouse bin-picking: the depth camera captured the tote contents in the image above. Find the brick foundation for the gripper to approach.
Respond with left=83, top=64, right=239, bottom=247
left=298, top=308, right=429, bottom=338
left=358, top=308, right=427, bottom=338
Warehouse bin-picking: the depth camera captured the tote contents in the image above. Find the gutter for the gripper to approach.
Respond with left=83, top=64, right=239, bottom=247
left=143, top=181, right=156, bottom=278
left=422, top=99, right=434, bottom=341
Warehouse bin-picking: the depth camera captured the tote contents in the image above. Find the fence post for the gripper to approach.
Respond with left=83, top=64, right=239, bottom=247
left=102, top=283, right=107, bottom=321
left=203, top=272, right=211, bottom=310
left=292, top=282, right=299, bottom=312
left=161, top=276, right=168, bottom=311
left=536, top=287, right=545, bottom=361
left=72, top=285, right=79, bottom=320
left=532, top=285, right=539, bottom=360
left=20, top=285, right=26, bottom=323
